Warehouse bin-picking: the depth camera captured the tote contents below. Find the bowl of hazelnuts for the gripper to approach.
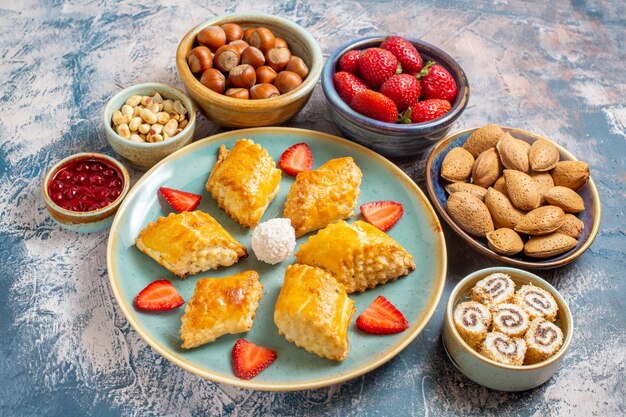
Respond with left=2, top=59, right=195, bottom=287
left=176, top=14, right=323, bottom=128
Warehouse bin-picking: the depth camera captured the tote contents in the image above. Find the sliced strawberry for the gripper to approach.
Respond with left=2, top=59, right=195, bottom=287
left=159, top=187, right=201, bottom=212
left=232, top=338, right=277, bottom=380
left=278, top=143, right=313, bottom=176
left=339, top=50, right=362, bottom=76
left=360, top=200, right=404, bottom=231
left=333, top=71, right=369, bottom=104
left=135, top=279, right=184, bottom=311
left=356, top=296, right=409, bottom=335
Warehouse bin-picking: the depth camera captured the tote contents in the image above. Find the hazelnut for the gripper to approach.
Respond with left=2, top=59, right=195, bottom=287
left=274, top=37, right=289, bottom=49
left=220, top=23, right=243, bottom=42
left=229, top=39, right=249, bottom=55
left=200, top=68, right=226, bottom=94
left=248, top=27, right=275, bottom=52
left=286, top=56, right=309, bottom=79
left=187, top=46, right=213, bottom=74
left=228, top=64, right=256, bottom=89
left=241, top=46, right=265, bottom=68
left=255, top=66, right=277, bottom=84
left=197, top=26, right=226, bottom=51
left=265, top=47, right=291, bottom=72
left=250, top=83, right=281, bottom=99
left=243, top=28, right=256, bottom=43
left=274, top=71, right=302, bottom=94
left=225, top=88, right=250, bottom=99
left=213, top=44, right=241, bottom=73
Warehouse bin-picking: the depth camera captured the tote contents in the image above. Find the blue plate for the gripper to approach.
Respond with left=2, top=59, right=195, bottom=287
left=107, top=127, right=446, bottom=391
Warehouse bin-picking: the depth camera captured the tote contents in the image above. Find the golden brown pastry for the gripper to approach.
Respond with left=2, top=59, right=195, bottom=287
left=135, top=210, right=247, bottom=278
left=180, top=270, right=263, bottom=349
left=295, top=220, right=415, bottom=293
left=283, top=157, right=362, bottom=237
left=274, top=264, right=355, bottom=361
left=206, top=139, right=282, bottom=228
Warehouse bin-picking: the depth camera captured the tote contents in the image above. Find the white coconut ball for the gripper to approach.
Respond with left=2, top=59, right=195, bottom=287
left=251, top=218, right=296, bottom=264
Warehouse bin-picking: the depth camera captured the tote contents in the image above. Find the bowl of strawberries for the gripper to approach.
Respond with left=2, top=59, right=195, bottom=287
left=321, top=35, right=469, bottom=157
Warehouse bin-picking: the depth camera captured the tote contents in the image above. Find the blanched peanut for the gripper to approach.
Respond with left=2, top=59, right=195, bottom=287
left=163, top=99, right=174, bottom=112
left=150, top=123, right=163, bottom=134
left=156, top=112, right=170, bottom=124
left=163, top=119, right=178, bottom=136
left=163, top=133, right=170, bottom=141
left=121, top=104, right=134, bottom=118
left=178, top=112, right=186, bottom=122
left=179, top=119, right=188, bottom=129
left=147, top=103, right=160, bottom=114
left=168, top=111, right=179, bottom=121
left=147, top=133, right=163, bottom=142
left=140, top=108, right=157, bottom=124
left=126, top=95, right=142, bottom=107
left=129, top=134, right=143, bottom=143
left=129, top=117, right=142, bottom=132
left=152, top=92, right=163, bottom=104
left=116, top=123, right=130, bottom=138
left=140, top=96, right=152, bottom=106
left=174, top=100, right=187, bottom=115
left=112, top=110, right=124, bottom=126
left=133, top=106, right=141, bottom=117
left=138, top=123, right=151, bottom=134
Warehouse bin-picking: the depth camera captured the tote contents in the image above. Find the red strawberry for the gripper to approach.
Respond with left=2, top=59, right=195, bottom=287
left=380, top=36, right=423, bottom=75
left=408, top=99, right=451, bottom=123
left=418, top=62, right=458, bottom=101
left=379, top=74, right=421, bottom=111
left=232, top=338, right=277, bottom=380
left=360, top=200, right=404, bottom=231
left=135, top=279, right=184, bottom=311
left=278, top=142, right=313, bottom=176
left=339, top=50, right=362, bottom=76
left=350, top=90, right=398, bottom=123
left=333, top=71, right=369, bottom=104
left=358, top=48, right=399, bottom=89
left=159, top=187, right=201, bottom=212
left=356, top=296, right=409, bottom=335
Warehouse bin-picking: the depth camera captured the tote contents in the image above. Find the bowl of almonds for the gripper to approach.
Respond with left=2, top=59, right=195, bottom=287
left=425, top=125, right=601, bottom=268
left=103, top=83, right=197, bottom=170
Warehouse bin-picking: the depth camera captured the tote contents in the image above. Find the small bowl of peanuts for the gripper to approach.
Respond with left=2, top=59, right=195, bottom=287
left=103, top=83, right=197, bottom=170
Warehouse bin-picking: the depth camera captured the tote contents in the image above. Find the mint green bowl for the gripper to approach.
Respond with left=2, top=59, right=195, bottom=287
left=107, top=127, right=447, bottom=391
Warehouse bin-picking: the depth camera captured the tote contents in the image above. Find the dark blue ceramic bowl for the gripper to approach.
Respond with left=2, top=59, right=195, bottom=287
left=425, top=127, right=602, bottom=269
left=321, top=36, right=470, bottom=158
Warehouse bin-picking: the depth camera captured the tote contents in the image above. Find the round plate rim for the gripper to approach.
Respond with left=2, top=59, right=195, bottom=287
left=107, top=126, right=447, bottom=391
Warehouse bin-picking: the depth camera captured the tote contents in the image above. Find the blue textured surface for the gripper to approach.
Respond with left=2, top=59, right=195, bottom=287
left=1, top=1, right=625, bottom=416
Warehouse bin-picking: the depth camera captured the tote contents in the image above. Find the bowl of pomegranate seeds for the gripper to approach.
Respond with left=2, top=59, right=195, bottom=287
left=321, top=35, right=469, bottom=157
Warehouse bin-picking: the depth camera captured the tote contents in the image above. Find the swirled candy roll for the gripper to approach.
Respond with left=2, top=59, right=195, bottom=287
left=513, top=284, right=558, bottom=322
left=453, top=301, right=492, bottom=348
left=469, top=273, right=515, bottom=308
left=479, top=331, right=527, bottom=366
left=524, top=318, right=564, bottom=364
left=491, top=303, right=530, bottom=338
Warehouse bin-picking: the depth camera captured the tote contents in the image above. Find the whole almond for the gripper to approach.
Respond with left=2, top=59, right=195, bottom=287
left=486, top=228, right=524, bottom=255
left=556, top=213, right=584, bottom=239
left=441, top=147, right=475, bottom=182
left=463, top=124, right=505, bottom=157
left=529, top=139, right=560, bottom=171
left=446, top=192, right=495, bottom=237
left=529, top=171, right=554, bottom=205
left=497, top=133, right=530, bottom=172
left=551, top=161, right=590, bottom=191
left=504, top=169, right=541, bottom=211
left=544, top=186, right=585, bottom=213
left=514, top=205, right=565, bottom=236
left=492, top=175, right=508, bottom=196
left=485, top=187, right=525, bottom=229
left=524, top=233, right=578, bottom=258
left=445, top=182, right=488, bottom=201
left=472, top=148, right=502, bottom=188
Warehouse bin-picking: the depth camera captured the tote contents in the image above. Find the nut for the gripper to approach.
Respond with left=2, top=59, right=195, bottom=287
left=274, top=37, right=289, bottom=48
left=484, top=187, right=526, bottom=229
left=514, top=205, right=565, bottom=236
left=248, top=27, right=275, bottom=52
left=463, top=124, right=505, bottom=158
left=441, top=147, right=474, bottom=182
left=187, top=46, right=213, bottom=74
left=225, top=87, right=250, bottom=99
left=503, top=169, right=541, bottom=211
left=529, top=171, right=554, bottom=205
left=286, top=56, right=309, bottom=79
left=240, top=46, right=265, bottom=68
left=529, top=139, right=560, bottom=171
left=445, top=182, right=488, bottom=201
left=471, top=148, right=502, bottom=188
left=274, top=70, right=303, bottom=94
left=556, top=214, right=584, bottom=239
left=125, top=95, right=142, bottom=107
left=214, top=44, right=241, bottom=73
left=544, top=186, right=585, bottom=213
left=486, top=228, right=524, bottom=255
left=163, top=119, right=179, bottom=137
left=116, top=123, right=130, bottom=139
left=228, top=64, right=256, bottom=89
left=524, top=233, right=578, bottom=258
left=551, top=161, right=590, bottom=191
left=200, top=68, right=226, bottom=94
left=229, top=39, right=249, bottom=55
left=197, top=26, right=226, bottom=51
left=221, top=23, right=244, bottom=42
left=497, top=132, right=530, bottom=172
left=265, top=47, right=292, bottom=72
left=492, top=176, right=507, bottom=196
left=446, top=192, right=494, bottom=237
left=250, top=83, right=280, bottom=99
left=139, top=108, right=157, bottom=125
left=255, top=66, right=278, bottom=84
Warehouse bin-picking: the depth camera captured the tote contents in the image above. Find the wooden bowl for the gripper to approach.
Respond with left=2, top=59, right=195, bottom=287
left=425, top=126, right=601, bottom=269
left=176, top=14, right=323, bottom=128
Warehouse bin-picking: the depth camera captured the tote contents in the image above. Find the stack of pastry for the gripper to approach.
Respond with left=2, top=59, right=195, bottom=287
left=453, top=272, right=564, bottom=365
